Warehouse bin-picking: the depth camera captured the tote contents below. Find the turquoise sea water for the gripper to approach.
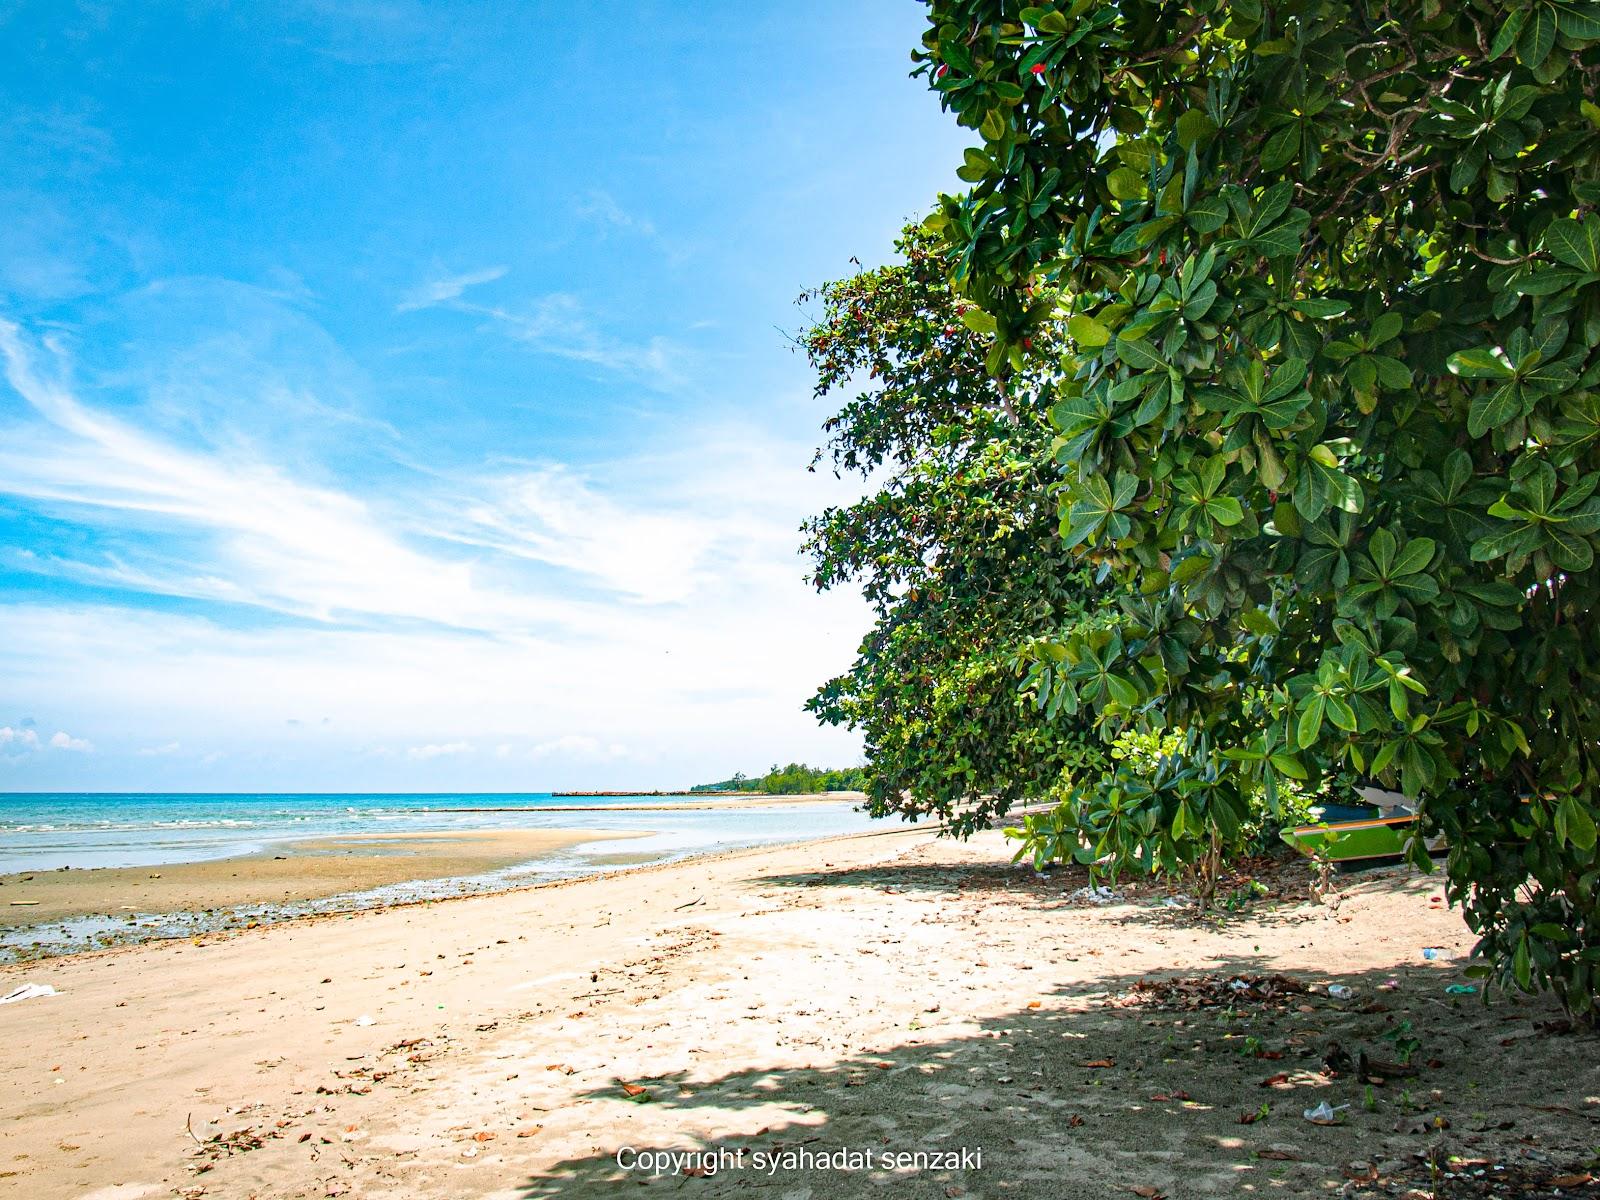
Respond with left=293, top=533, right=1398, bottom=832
left=0, top=792, right=875, bottom=872
left=0, top=793, right=877, bottom=959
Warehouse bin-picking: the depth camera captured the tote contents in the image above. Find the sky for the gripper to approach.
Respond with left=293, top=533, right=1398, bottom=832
left=0, top=1, right=967, bottom=792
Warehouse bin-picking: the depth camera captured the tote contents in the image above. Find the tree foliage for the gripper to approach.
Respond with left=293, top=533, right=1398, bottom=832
left=691, top=765, right=867, bottom=794
left=802, top=228, right=1112, bottom=836
left=914, top=0, right=1600, bottom=1016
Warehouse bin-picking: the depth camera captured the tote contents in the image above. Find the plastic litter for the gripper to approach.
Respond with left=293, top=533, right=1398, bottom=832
left=1303, top=1101, right=1350, bottom=1125
left=1326, top=984, right=1354, bottom=1000
left=1422, top=948, right=1446, bottom=961
left=1444, top=984, right=1477, bottom=995
left=1378, top=978, right=1400, bottom=991
left=355, top=1014, right=375, bottom=1027
left=1162, top=894, right=1193, bottom=908
left=1068, top=886, right=1123, bottom=905
left=0, top=984, right=58, bottom=1005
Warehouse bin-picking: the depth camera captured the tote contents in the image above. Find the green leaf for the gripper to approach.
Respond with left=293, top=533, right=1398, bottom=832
left=1186, top=195, right=1229, bottom=233
left=1296, top=695, right=1326, bottom=748
left=1448, top=348, right=1515, bottom=379
left=1068, top=313, right=1112, bottom=348
left=1468, top=385, right=1524, bottom=437
left=1520, top=3, right=1557, bottom=67
left=1107, top=167, right=1145, bottom=200
left=958, top=308, right=997, bottom=336
left=1209, top=495, right=1245, bottom=526
left=1176, top=110, right=1218, bottom=149
left=1545, top=217, right=1600, bottom=273
left=1555, top=1, right=1600, bottom=38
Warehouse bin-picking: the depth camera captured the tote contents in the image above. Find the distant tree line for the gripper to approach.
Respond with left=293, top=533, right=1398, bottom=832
left=691, top=764, right=867, bottom=794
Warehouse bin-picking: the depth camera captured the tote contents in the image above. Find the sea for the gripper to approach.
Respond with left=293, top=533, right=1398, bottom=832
left=0, top=792, right=878, bottom=960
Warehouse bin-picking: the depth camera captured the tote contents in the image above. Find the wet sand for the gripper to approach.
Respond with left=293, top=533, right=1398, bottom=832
left=0, top=827, right=646, bottom=928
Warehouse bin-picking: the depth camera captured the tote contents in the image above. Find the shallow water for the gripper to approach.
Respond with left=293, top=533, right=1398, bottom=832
left=0, top=792, right=872, bottom=871
left=0, top=793, right=878, bottom=961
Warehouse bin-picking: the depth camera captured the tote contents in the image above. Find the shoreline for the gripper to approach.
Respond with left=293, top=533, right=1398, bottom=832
left=0, top=812, right=896, bottom=962
left=0, top=826, right=650, bottom=946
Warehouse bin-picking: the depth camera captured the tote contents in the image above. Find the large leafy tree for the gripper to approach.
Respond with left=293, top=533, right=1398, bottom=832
left=915, top=0, right=1600, bottom=1016
left=803, top=228, right=1110, bottom=836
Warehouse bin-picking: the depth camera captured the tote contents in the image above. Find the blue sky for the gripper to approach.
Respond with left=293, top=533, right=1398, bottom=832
left=0, top=1, right=966, bottom=791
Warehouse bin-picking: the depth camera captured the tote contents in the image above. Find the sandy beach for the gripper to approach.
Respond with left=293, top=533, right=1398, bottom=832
left=2, top=826, right=1597, bottom=1200
left=0, top=828, right=649, bottom=930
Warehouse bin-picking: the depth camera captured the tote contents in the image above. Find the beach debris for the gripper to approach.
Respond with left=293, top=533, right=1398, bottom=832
left=1421, top=947, right=1446, bottom=961
left=1161, top=894, right=1192, bottom=908
left=618, top=1080, right=651, bottom=1101
left=1444, top=983, right=1477, bottom=995
left=1303, top=1101, right=1349, bottom=1125
left=1082, top=1059, right=1116, bottom=1069
left=1068, top=884, right=1123, bottom=905
left=1327, top=984, right=1354, bottom=1000
left=0, top=983, right=58, bottom=1004
left=8, top=900, right=40, bottom=906
left=516, top=1125, right=543, bottom=1138
left=355, top=1014, right=375, bottom=1027
left=1125, top=973, right=1307, bottom=1011
left=1130, top=1186, right=1166, bottom=1199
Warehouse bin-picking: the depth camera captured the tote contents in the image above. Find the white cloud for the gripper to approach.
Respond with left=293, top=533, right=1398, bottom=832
left=136, top=741, right=182, bottom=756
left=455, top=294, right=686, bottom=388
left=0, top=726, right=42, bottom=752
left=438, top=465, right=718, bottom=604
left=575, top=190, right=656, bottom=238
left=396, top=265, right=507, bottom=312
left=526, top=734, right=628, bottom=761
left=48, top=730, right=93, bottom=752
left=405, top=741, right=475, bottom=761
left=0, top=317, right=872, bottom=789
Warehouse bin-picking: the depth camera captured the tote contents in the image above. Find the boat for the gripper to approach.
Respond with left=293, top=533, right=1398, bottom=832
left=1279, top=789, right=1445, bottom=867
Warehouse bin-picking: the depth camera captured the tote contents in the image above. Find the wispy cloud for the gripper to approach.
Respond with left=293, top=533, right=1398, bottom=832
left=396, top=265, right=507, bottom=312
left=0, top=320, right=597, bottom=634
left=435, top=465, right=717, bottom=604
left=49, top=731, right=93, bottom=752
left=405, top=740, right=474, bottom=761
left=0, top=316, right=871, bottom=788
left=575, top=190, right=656, bottom=238
left=455, top=294, right=687, bottom=389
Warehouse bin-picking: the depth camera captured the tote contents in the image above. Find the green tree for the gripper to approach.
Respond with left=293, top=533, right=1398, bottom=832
left=803, top=227, right=1113, bottom=836
left=916, top=0, right=1600, bottom=1015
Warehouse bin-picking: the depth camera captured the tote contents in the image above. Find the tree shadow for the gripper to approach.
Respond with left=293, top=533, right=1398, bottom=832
left=517, top=952, right=1596, bottom=1199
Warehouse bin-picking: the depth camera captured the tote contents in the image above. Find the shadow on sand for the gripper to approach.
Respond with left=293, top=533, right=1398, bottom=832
left=519, top=863, right=1596, bottom=1199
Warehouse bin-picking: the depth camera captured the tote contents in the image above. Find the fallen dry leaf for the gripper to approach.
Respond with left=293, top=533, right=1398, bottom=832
left=1550, top=1175, right=1594, bottom=1188
left=1082, top=1059, right=1116, bottom=1069
left=515, top=1125, right=543, bottom=1139
left=1130, top=1187, right=1165, bottom=1199
left=472, top=1131, right=495, bottom=1142
left=1259, top=1073, right=1290, bottom=1088
left=1066, top=1114, right=1085, bottom=1128
left=1256, top=1150, right=1297, bottom=1161
left=1026, top=1000, right=1042, bottom=1009
left=1237, top=1110, right=1262, bottom=1125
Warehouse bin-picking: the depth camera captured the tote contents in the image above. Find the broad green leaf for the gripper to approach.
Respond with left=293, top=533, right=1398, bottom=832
left=1068, top=313, right=1112, bottom=347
